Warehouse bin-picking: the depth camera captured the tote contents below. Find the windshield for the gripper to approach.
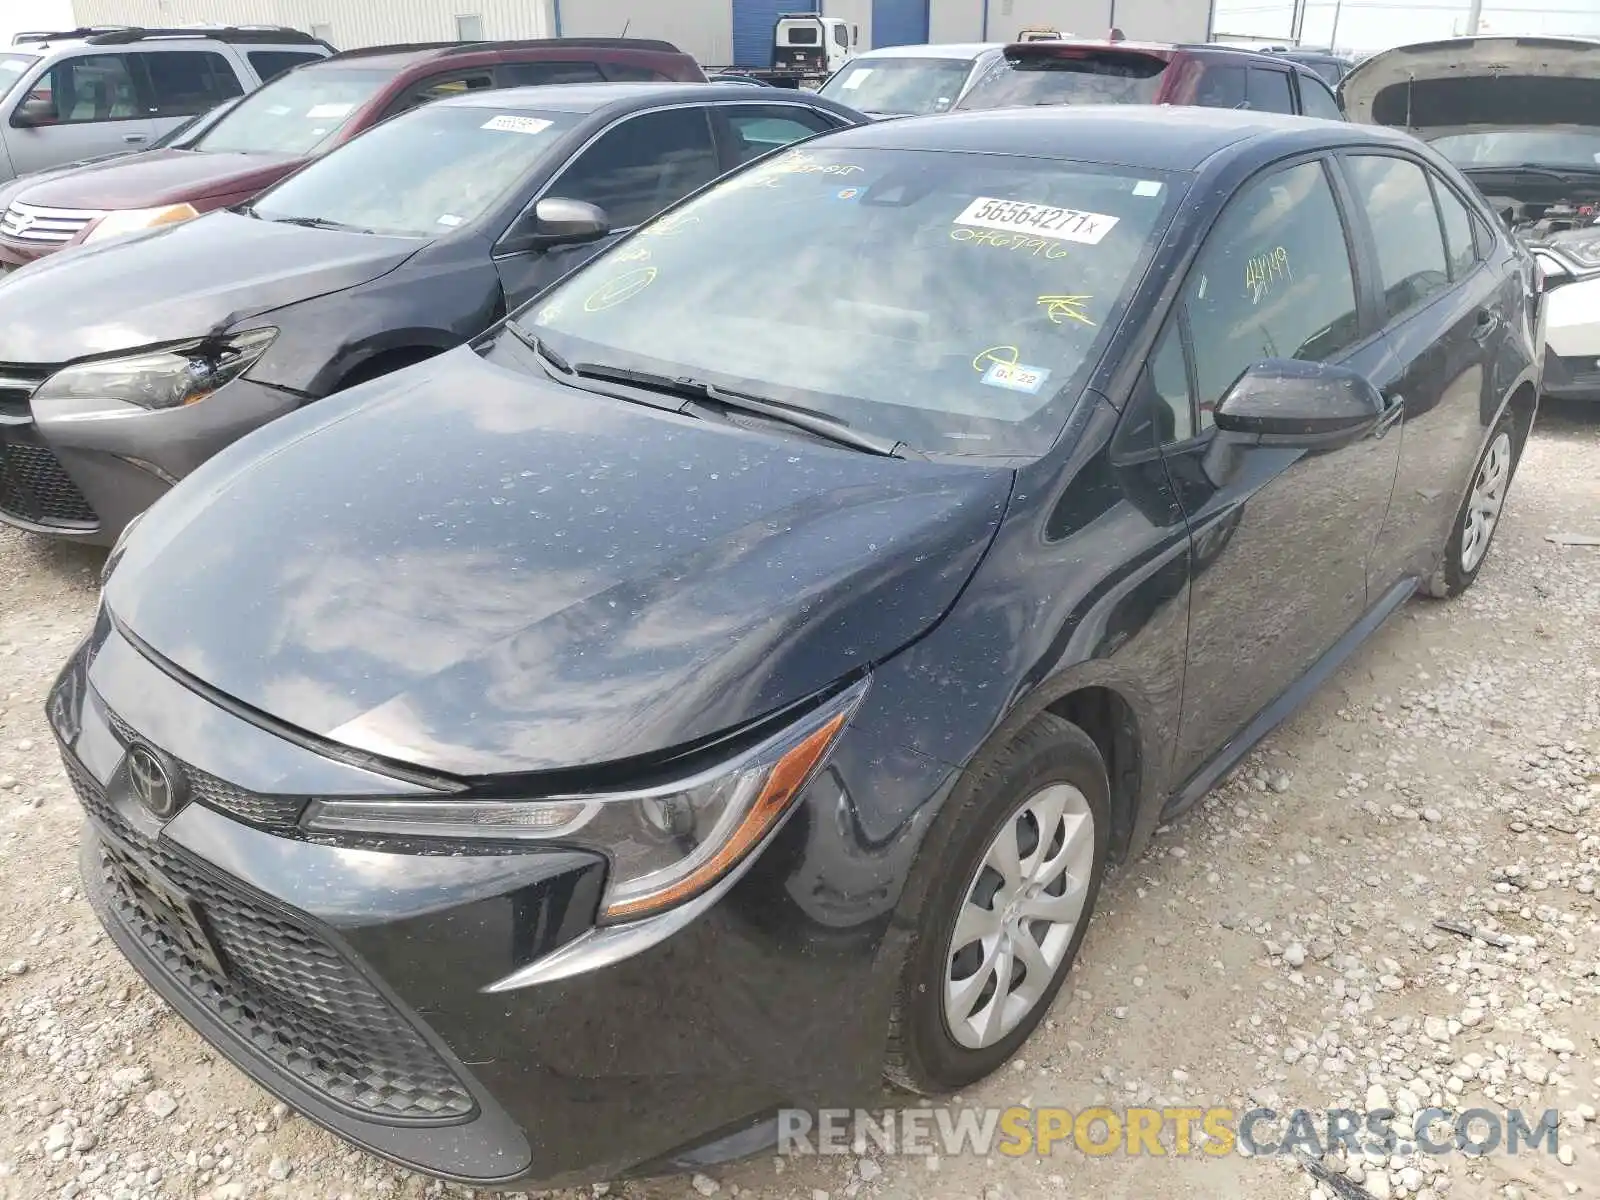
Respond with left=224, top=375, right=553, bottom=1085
left=192, top=67, right=392, bottom=155
left=0, top=54, right=36, bottom=100
left=956, top=51, right=1167, bottom=110
left=251, top=104, right=578, bottom=237
left=516, top=146, right=1179, bottom=457
left=1431, top=128, right=1600, bottom=172
left=819, top=57, right=976, bottom=114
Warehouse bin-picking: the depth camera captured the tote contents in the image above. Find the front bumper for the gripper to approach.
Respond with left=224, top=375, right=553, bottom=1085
left=51, top=617, right=918, bottom=1186
left=0, top=373, right=302, bottom=544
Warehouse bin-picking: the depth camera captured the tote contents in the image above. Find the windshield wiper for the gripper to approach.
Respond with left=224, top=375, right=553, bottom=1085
left=501, top=322, right=572, bottom=375
left=571, top=362, right=917, bottom=458
left=260, top=214, right=376, bottom=233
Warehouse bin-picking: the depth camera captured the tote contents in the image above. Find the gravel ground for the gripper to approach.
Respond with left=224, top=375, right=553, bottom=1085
left=0, top=403, right=1596, bottom=1200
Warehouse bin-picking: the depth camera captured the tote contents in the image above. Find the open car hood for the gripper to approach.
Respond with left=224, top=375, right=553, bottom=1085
left=1339, top=35, right=1600, bottom=137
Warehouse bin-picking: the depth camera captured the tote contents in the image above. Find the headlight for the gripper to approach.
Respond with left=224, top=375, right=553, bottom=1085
left=1542, top=227, right=1600, bottom=272
left=34, top=328, right=277, bottom=410
left=81, top=203, right=200, bottom=245
left=304, top=678, right=869, bottom=923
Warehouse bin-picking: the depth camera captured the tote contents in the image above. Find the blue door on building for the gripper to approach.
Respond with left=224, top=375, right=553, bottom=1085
left=871, top=0, right=929, bottom=47
left=733, top=0, right=820, bottom=67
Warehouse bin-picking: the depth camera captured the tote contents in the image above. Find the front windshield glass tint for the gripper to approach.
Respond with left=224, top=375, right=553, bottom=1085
left=251, top=105, right=577, bottom=237
left=819, top=58, right=976, bottom=114
left=956, top=52, right=1167, bottom=110
left=192, top=67, right=391, bottom=155
left=520, top=146, right=1179, bottom=457
left=1431, top=128, right=1600, bottom=170
left=0, top=54, right=36, bottom=99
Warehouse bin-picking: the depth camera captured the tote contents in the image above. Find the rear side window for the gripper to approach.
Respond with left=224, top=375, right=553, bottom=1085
left=139, top=50, right=245, bottom=118
left=20, top=54, right=141, bottom=125
left=1298, top=75, right=1343, bottom=120
left=957, top=50, right=1167, bottom=110
left=500, top=60, right=607, bottom=86
left=1194, top=64, right=1247, bottom=109
left=1345, top=154, right=1452, bottom=318
left=548, top=107, right=719, bottom=229
left=1432, top=175, right=1481, bottom=281
left=1246, top=68, right=1294, bottom=113
left=392, top=70, right=496, bottom=114
left=248, top=50, right=326, bottom=83
left=604, top=62, right=674, bottom=83
left=1184, top=160, right=1361, bottom=423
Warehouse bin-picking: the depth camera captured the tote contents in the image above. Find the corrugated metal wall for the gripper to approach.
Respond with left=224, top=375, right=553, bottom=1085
left=731, top=0, right=804, bottom=67
left=984, top=0, right=1210, bottom=41
left=928, top=0, right=984, bottom=42
left=71, top=0, right=554, bottom=47
left=557, top=0, right=730, bottom=63
left=870, top=0, right=928, bottom=46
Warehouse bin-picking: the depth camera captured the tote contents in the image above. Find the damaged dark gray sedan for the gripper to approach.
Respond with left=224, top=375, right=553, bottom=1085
left=0, top=82, right=861, bottom=542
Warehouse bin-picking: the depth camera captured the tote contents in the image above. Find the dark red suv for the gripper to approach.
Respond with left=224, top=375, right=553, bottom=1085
left=954, top=40, right=1346, bottom=120
left=0, top=37, right=705, bottom=267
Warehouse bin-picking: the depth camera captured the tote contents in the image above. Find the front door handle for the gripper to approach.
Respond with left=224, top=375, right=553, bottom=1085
left=1471, top=308, right=1501, bottom=343
left=122, top=133, right=148, bottom=144
left=1376, top=392, right=1404, bottom=436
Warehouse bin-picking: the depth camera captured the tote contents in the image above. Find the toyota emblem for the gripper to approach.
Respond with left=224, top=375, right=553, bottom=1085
left=126, top=744, right=181, bottom=819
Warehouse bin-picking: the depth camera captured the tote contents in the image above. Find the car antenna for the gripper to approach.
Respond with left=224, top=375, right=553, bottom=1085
left=619, top=18, right=630, bottom=36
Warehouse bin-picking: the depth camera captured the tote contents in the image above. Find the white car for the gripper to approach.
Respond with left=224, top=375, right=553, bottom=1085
left=1342, top=35, right=1600, bottom=402
left=816, top=42, right=1005, bottom=119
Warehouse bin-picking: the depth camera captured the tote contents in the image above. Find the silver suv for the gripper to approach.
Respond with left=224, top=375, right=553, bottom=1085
left=0, top=25, right=333, bottom=184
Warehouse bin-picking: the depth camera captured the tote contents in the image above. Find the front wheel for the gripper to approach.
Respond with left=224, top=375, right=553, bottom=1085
left=884, top=716, right=1109, bottom=1094
left=1425, top=412, right=1519, bottom=599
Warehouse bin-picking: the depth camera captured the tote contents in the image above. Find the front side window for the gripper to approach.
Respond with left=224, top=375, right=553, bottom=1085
left=547, top=108, right=719, bottom=229
left=21, top=54, right=139, bottom=125
left=1345, top=154, right=1451, bottom=319
left=518, top=147, right=1182, bottom=457
left=139, top=50, right=245, bottom=118
left=192, top=66, right=392, bottom=154
left=956, top=51, right=1167, bottom=111
left=1298, top=76, right=1343, bottom=121
left=1193, top=64, right=1247, bottom=109
left=247, top=50, right=326, bottom=83
left=1184, top=159, right=1360, bottom=423
left=398, top=70, right=496, bottom=111
left=820, top=57, right=975, bottom=115
left=1118, top=321, right=1194, bottom=451
left=500, top=61, right=606, bottom=86
left=250, top=104, right=577, bottom=237
left=722, top=104, right=836, bottom=166
left=1246, top=68, right=1294, bottom=114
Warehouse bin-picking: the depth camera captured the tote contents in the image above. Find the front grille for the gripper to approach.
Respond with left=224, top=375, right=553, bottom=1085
left=0, top=434, right=98, bottom=528
left=1, top=200, right=104, bottom=245
left=70, top=756, right=475, bottom=1122
left=102, top=707, right=306, bottom=833
left=0, top=364, right=48, bottom=421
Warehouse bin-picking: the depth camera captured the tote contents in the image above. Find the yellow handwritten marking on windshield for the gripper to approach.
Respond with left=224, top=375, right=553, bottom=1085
left=767, top=150, right=864, bottom=177
left=1245, top=246, right=1292, bottom=304
left=950, top=228, right=1071, bottom=258
left=583, top=267, right=657, bottom=313
left=1037, top=294, right=1096, bottom=327
left=615, top=246, right=652, bottom=263
left=642, top=213, right=701, bottom=239
left=536, top=301, right=563, bottom=324
left=973, top=345, right=1022, bottom=373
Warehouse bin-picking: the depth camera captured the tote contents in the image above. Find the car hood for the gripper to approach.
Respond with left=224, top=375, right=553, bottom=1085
left=17, top=148, right=302, bottom=210
left=1339, top=35, right=1600, bottom=137
left=107, top=348, right=1013, bottom=778
left=0, top=211, right=420, bottom=363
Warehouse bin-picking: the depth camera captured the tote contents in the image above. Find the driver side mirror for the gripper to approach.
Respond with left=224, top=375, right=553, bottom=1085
left=1202, top=358, right=1387, bottom=485
left=501, top=197, right=610, bottom=255
left=12, top=97, right=58, bottom=128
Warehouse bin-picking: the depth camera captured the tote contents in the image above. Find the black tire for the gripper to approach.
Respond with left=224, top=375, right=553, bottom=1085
left=884, top=714, right=1111, bottom=1094
left=1425, top=410, right=1520, bottom=600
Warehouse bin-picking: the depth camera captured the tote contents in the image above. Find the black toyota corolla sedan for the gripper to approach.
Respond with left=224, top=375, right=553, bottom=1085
left=51, top=106, right=1540, bottom=1186
left=0, top=82, right=862, bottom=544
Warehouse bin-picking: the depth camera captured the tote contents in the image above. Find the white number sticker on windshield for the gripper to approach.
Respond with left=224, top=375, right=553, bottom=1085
left=306, top=102, right=354, bottom=119
left=841, top=68, right=872, bottom=90
left=482, top=114, right=553, bottom=135
left=953, top=197, right=1119, bottom=245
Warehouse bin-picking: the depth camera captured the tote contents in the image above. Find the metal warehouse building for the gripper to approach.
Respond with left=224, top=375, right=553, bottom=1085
left=68, top=0, right=1213, bottom=65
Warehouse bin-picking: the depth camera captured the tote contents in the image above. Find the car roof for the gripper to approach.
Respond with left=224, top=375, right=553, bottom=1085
left=322, top=36, right=687, bottom=73
left=436, top=81, right=834, bottom=115
left=999, top=39, right=1268, bottom=61
left=815, top=105, right=1409, bottom=171
left=849, top=43, right=1006, bottom=60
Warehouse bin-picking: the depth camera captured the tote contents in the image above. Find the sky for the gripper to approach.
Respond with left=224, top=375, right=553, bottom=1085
left=1, top=0, right=78, bottom=48
left=1212, top=0, right=1600, bottom=53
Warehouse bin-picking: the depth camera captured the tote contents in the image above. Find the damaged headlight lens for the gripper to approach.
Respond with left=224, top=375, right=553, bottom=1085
left=1543, top=226, right=1600, bottom=271
left=81, top=203, right=200, bottom=245
left=34, top=328, right=278, bottom=410
left=303, top=678, right=869, bottom=924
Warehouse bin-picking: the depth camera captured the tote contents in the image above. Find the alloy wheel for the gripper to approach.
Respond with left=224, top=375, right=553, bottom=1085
left=943, top=783, right=1096, bottom=1050
left=1461, top=431, right=1512, bottom=574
